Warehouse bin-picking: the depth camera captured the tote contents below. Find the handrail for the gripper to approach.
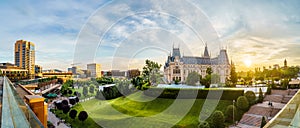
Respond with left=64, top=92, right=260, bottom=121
left=1, top=76, right=44, bottom=128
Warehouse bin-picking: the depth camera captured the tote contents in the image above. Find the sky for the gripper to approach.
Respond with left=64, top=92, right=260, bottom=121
left=0, top=0, right=300, bottom=71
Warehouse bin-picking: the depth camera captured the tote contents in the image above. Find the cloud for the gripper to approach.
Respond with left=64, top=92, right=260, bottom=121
left=1, top=0, right=300, bottom=71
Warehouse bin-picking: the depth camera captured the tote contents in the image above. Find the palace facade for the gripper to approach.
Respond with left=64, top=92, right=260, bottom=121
left=164, top=45, right=231, bottom=84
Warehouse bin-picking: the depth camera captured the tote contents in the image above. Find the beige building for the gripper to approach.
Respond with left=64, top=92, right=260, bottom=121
left=164, top=45, right=231, bottom=84
left=0, top=63, right=28, bottom=81
left=87, top=63, right=102, bottom=78
left=15, top=40, right=35, bottom=79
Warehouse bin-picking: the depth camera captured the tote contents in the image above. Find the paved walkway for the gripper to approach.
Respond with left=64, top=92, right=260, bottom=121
left=48, top=109, right=70, bottom=128
left=231, top=89, right=298, bottom=128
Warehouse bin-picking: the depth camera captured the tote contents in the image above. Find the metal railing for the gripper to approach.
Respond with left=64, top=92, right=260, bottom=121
left=1, top=76, right=44, bottom=128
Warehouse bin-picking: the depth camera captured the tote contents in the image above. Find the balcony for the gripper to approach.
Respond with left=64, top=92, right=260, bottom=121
left=0, top=76, right=44, bottom=128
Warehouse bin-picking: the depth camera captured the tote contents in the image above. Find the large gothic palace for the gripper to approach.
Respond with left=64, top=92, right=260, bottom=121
left=164, top=45, right=231, bottom=84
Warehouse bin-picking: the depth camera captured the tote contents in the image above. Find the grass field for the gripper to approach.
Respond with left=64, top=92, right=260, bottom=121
left=72, top=92, right=233, bottom=128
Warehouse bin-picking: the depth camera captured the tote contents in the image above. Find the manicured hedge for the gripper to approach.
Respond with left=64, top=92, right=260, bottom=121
left=143, top=88, right=244, bottom=101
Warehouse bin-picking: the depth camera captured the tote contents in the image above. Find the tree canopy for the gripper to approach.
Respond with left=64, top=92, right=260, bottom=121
left=142, top=59, right=162, bottom=83
left=69, top=109, right=77, bottom=120
left=78, top=111, right=88, bottom=123
left=186, top=71, right=200, bottom=86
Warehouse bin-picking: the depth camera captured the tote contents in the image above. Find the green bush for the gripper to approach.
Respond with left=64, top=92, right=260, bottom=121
left=266, top=86, right=271, bottom=95
left=83, top=86, right=88, bottom=97
left=210, top=111, right=225, bottom=128
left=236, top=96, right=249, bottom=111
left=225, top=105, right=238, bottom=123
left=258, top=88, right=264, bottom=103
left=260, top=116, right=267, bottom=128
left=244, top=91, right=256, bottom=105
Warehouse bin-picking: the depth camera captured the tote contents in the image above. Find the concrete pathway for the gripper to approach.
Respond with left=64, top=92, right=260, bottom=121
left=47, top=109, right=70, bottom=128
left=230, top=89, right=298, bottom=128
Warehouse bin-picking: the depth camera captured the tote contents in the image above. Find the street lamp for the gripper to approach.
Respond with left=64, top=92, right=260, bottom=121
left=233, top=100, right=235, bottom=125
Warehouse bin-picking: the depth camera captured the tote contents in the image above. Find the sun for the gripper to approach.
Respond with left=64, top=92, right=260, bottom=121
left=243, top=59, right=252, bottom=67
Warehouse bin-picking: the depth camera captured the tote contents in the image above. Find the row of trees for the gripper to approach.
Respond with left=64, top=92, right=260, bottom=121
left=96, top=79, right=135, bottom=100
left=54, top=99, right=88, bottom=124
left=82, top=84, right=95, bottom=97
left=237, top=66, right=299, bottom=86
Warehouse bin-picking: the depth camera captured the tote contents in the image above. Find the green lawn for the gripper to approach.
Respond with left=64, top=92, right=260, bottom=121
left=74, top=92, right=233, bottom=128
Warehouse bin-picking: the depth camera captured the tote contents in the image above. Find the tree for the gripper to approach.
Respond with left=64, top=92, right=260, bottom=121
left=55, top=102, right=63, bottom=110
left=201, top=75, right=211, bottom=88
left=75, top=97, right=80, bottom=103
left=68, top=90, right=73, bottom=95
left=131, top=76, right=144, bottom=90
left=62, top=105, right=70, bottom=114
left=211, top=74, right=220, bottom=84
left=211, top=111, right=225, bottom=128
left=266, top=85, right=271, bottom=95
left=258, top=88, right=264, bottom=103
left=73, top=91, right=78, bottom=96
left=245, top=91, right=256, bottom=105
left=260, top=116, right=267, bottom=128
left=225, top=105, right=238, bottom=123
left=78, top=111, right=88, bottom=123
left=89, top=85, right=95, bottom=94
left=69, top=109, right=77, bottom=120
left=198, top=121, right=210, bottom=128
left=186, top=71, right=200, bottom=86
left=229, top=62, right=238, bottom=87
left=142, top=59, right=162, bottom=84
left=83, top=86, right=88, bottom=97
left=206, top=67, right=212, bottom=75
left=69, top=98, right=76, bottom=105
left=62, top=100, right=68, bottom=106
left=236, top=96, right=249, bottom=111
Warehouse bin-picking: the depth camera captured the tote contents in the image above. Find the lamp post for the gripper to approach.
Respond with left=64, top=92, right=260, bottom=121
left=233, top=100, right=235, bottom=125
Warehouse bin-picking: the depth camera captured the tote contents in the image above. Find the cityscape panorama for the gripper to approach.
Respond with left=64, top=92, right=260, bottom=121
left=0, top=0, right=300, bottom=128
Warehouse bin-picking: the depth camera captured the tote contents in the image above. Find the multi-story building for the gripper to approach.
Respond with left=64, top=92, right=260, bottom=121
left=164, top=45, right=231, bottom=84
left=0, top=63, right=28, bottom=81
left=87, top=63, right=102, bottom=78
left=15, top=40, right=35, bottom=79
left=128, top=69, right=141, bottom=79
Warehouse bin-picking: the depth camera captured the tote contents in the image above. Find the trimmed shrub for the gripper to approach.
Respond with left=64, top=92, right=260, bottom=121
left=260, top=116, right=267, bottom=128
left=211, top=111, right=225, bottom=128
left=225, top=105, right=238, bottom=123
left=245, top=91, right=256, bottom=105
left=236, top=96, right=249, bottom=111
left=258, top=88, right=264, bottom=103
left=266, top=86, right=271, bottom=95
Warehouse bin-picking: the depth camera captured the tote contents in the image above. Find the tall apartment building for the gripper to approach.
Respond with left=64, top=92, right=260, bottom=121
left=87, top=63, right=102, bottom=78
left=15, top=40, right=35, bottom=79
